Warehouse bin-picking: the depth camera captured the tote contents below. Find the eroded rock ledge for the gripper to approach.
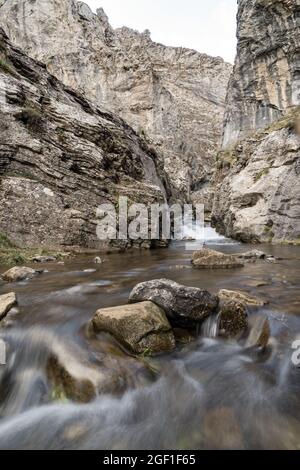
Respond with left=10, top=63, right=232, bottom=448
left=0, top=28, right=168, bottom=251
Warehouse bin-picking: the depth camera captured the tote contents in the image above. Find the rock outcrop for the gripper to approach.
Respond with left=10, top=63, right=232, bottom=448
left=0, top=0, right=232, bottom=203
left=212, top=0, right=300, bottom=243
left=0, top=28, right=167, bottom=250
left=223, top=0, right=300, bottom=148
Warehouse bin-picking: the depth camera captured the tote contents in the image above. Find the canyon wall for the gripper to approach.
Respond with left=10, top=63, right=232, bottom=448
left=212, top=0, right=300, bottom=243
left=0, top=28, right=167, bottom=250
left=223, top=0, right=300, bottom=148
left=0, top=0, right=232, bottom=204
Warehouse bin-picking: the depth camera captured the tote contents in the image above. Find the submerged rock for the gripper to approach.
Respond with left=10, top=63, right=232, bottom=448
left=192, top=249, right=244, bottom=269
left=46, top=346, right=123, bottom=403
left=128, top=279, right=219, bottom=328
left=245, top=315, right=270, bottom=349
left=218, top=289, right=267, bottom=307
left=90, top=301, right=175, bottom=355
left=47, top=355, right=97, bottom=403
left=1, top=267, right=38, bottom=283
left=0, top=293, right=17, bottom=321
left=237, top=250, right=266, bottom=260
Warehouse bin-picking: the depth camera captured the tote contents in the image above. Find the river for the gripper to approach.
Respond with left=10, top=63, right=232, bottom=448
left=0, top=229, right=300, bottom=449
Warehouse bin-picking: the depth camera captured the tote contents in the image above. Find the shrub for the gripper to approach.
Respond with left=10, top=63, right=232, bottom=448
left=0, top=232, right=15, bottom=249
left=16, top=106, right=45, bottom=133
left=0, top=56, right=15, bottom=76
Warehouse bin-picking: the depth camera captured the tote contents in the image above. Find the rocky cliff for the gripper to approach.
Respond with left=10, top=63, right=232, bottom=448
left=223, top=0, right=300, bottom=148
left=0, top=27, right=167, bottom=250
left=0, top=0, right=232, bottom=204
left=212, top=0, right=300, bottom=244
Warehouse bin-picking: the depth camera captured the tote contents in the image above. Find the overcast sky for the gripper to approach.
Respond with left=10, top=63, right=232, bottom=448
left=85, top=0, right=238, bottom=63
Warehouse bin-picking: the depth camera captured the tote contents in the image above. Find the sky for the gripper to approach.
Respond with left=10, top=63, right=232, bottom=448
left=85, top=0, right=238, bottom=63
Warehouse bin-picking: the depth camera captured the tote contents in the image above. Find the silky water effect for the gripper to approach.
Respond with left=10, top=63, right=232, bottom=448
left=0, top=232, right=300, bottom=450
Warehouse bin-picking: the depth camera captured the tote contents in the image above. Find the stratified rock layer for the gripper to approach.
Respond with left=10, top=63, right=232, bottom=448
left=223, top=0, right=300, bottom=148
left=213, top=107, right=300, bottom=243
left=212, top=1, right=300, bottom=243
left=0, top=0, right=232, bottom=203
left=0, top=28, right=167, bottom=250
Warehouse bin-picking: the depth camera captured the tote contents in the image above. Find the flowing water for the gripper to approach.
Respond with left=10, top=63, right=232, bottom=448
left=0, top=231, right=300, bottom=450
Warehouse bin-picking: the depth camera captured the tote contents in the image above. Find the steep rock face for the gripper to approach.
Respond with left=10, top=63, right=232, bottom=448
left=212, top=0, right=300, bottom=243
left=213, top=104, right=300, bottom=244
left=0, top=28, right=167, bottom=250
left=0, top=0, right=232, bottom=204
left=223, top=0, right=300, bottom=148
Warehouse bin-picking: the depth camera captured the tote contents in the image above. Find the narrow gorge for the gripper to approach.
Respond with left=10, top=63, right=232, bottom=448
left=0, top=0, right=300, bottom=453
left=0, top=0, right=231, bottom=206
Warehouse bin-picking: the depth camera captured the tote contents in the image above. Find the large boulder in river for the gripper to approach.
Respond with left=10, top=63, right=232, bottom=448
left=218, top=301, right=248, bottom=338
left=217, top=289, right=267, bottom=338
left=129, top=279, right=219, bottom=327
left=218, top=290, right=267, bottom=307
left=1, top=267, right=38, bottom=283
left=192, top=249, right=244, bottom=269
left=91, top=301, right=175, bottom=355
left=0, top=293, right=17, bottom=321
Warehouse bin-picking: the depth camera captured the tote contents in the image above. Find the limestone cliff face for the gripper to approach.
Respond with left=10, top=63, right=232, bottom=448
left=0, top=0, right=231, bottom=203
left=0, top=28, right=167, bottom=250
left=223, top=0, right=300, bottom=148
left=212, top=0, right=300, bottom=244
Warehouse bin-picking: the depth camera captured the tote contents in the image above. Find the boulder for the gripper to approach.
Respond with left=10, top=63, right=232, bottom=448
left=128, top=279, right=219, bottom=327
left=1, top=266, right=38, bottom=283
left=192, top=249, right=244, bottom=269
left=218, top=289, right=267, bottom=307
left=32, top=255, right=56, bottom=263
left=218, top=301, right=248, bottom=338
left=237, top=250, right=266, bottom=260
left=0, top=293, right=17, bottom=321
left=90, top=301, right=175, bottom=355
left=245, top=315, right=270, bottom=349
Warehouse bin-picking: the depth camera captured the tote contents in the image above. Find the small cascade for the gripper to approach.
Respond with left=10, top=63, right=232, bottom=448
left=200, top=314, right=220, bottom=338
left=201, top=226, right=237, bottom=245
left=182, top=223, right=239, bottom=249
